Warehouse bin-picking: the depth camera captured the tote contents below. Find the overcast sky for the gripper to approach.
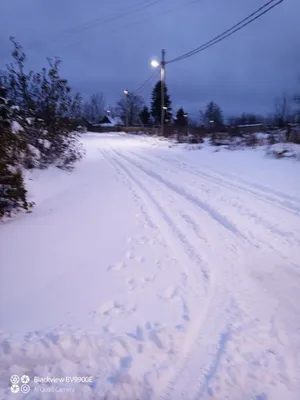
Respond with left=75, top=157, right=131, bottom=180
left=1, top=0, right=299, bottom=118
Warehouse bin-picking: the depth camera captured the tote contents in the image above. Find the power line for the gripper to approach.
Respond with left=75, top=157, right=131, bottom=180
left=37, top=0, right=165, bottom=49
left=106, top=0, right=200, bottom=38
left=53, top=0, right=198, bottom=54
left=2, top=0, right=199, bottom=64
left=167, top=0, right=283, bottom=64
left=1, top=0, right=167, bottom=65
left=133, top=69, right=160, bottom=95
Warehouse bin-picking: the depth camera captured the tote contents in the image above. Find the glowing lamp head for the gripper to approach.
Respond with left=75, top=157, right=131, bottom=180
left=151, top=60, right=160, bottom=68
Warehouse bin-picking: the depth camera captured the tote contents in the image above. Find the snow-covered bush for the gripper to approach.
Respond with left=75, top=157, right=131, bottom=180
left=0, top=85, right=29, bottom=217
left=1, top=38, right=84, bottom=218
left=266, top=143, right=300, bottom=160
left=210, top=133, right=230, bottom=147
left=5, top=37, right=83, bottom=171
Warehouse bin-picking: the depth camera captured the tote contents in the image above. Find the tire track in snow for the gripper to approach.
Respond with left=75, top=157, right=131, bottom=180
left=203, top=164, right=300, bottom=206
left=101, top=147, right=211, bottom=289
left=128, top=150, right=300, bottom=249
left=144, top=152, right=300, bottom=217
left=104, top=142, right=300, bottom=400
left=102, top=145, right=255, bottom=400
left=100, top=146, right=213, bottom=334
left=112, top=149, right=243, bottom=238
left=99, top=147, right=231, bottom=397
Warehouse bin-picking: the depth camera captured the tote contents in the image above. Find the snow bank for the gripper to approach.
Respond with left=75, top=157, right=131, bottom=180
left=0, top=323, right=182, bottom=399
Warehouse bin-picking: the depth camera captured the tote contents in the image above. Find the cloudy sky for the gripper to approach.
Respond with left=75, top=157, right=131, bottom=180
left=1, top=0, right=299, bottom=118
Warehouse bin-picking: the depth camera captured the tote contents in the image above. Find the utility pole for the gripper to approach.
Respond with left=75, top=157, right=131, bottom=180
left=184, top=113, right=189, bottom=135
left=124, top=90, right=129, bottom=127
left=161, top=49, right=166, bottom=136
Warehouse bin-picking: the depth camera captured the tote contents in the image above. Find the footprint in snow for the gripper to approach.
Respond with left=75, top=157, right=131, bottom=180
left=163, top=285, right=178, bottom=300
left=98, top=301, right=123, bottom=316
left=107, top=261, right=125, bottom=272
left=140, top=275, right=156, bottom=287
left=126, top=278, right=136, bottom=291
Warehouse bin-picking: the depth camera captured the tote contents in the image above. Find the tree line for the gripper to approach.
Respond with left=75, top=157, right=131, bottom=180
left=81, top=84, right=300, bottom=130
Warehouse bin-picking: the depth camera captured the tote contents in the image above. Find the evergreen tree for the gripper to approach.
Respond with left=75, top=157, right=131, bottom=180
left=176, top=108, right=187, bottom=126
left=0, top=83, right=28, bottom=216
left=202, top=101, right=224, bottom=128
left=139, top=106, right=150, bottom=125
left=151, top=80, right=172, bottom=124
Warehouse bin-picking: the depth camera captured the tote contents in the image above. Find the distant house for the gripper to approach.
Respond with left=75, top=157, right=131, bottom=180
left=237, top=123, right=264, bottom=134
left=98, top=116, right=124, bottom=127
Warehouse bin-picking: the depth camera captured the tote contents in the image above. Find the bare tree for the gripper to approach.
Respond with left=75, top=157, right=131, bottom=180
left=274, top=92, right=291, bottom=127
left=83, top=93, right=105, bottom=123
left=116, top=93, right=144, bottom=126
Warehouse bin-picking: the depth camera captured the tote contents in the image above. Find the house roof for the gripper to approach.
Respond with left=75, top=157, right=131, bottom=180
left=237, top=123, right=263, bottom=128
left=99, top=115, right=124, bottom=126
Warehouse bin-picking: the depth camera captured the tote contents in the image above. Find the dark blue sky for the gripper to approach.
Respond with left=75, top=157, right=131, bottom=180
left=1, top=0, right=299, bottom=117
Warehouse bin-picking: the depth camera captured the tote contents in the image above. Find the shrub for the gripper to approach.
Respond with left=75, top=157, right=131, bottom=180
left=0, top=84, right=29, bottom=217
left=5, top=37, right=83, bottom=170
left=1, top=38, right=83, bottom=218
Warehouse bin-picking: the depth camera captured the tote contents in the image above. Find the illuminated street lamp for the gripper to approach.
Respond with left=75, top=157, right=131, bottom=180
left=151, top=52, right=166, bottom=135
left=151, top=59, right=160, bottom=68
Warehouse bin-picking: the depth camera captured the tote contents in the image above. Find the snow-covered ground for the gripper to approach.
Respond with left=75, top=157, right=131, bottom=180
left=1, top=133, right=300, bottom=399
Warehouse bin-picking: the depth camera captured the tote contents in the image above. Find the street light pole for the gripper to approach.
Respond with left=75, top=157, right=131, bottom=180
left=161, top=49, right=166, bottom=136
left=184, top=113, right=189, bottom=135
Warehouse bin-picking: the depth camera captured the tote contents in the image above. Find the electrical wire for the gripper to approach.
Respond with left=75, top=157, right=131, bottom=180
left=54, top=0, right=199, bottom=53
left=133, top=69, right=160, bottom=95
left=40, top=0, right=165, bottom=47
left=167, top=0, right=283, bottom=64
left=106, top=0, right=200, bottom=38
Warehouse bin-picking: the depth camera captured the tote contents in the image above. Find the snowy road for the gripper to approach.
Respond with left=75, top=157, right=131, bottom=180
left=1, top=133, right=300, bottom=399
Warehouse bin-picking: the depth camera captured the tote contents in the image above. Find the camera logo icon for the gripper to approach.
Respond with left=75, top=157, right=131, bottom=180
left=10, top=375, right=31, bottom=394
left=11, top=385, right=19, bottom=394
left=21, top=384, right=30, bottom=393
left=10, top=375, right=20, bottom=385
left=21, top=375, right=30, bottom=384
